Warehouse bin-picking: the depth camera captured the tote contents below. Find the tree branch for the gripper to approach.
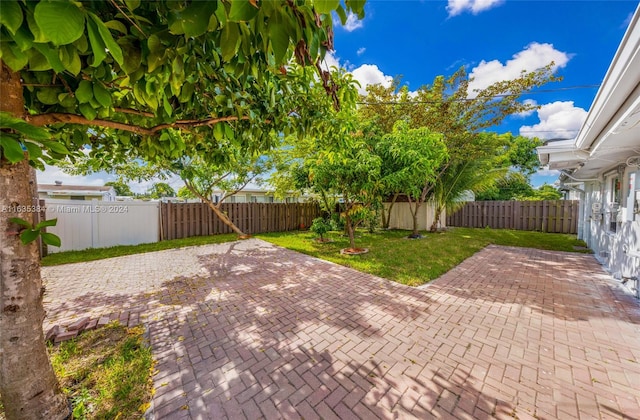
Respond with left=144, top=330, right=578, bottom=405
left=26, top=113, right=254, bottom=136
left=114, top=108, right=155, bottom=118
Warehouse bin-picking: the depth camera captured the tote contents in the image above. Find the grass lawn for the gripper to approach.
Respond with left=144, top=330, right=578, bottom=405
left=0, top=323, right=153, bottom=420
left=257, top=227, right=590, bottom=287
left=41, top=227, right=589, bottom=287
left=41, top=233, right=238, bottom=266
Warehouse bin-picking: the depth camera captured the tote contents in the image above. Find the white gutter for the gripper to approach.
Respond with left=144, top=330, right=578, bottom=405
left=559, top=170, right=600, bottom=183
left=574, top=4, right=640, bottom=152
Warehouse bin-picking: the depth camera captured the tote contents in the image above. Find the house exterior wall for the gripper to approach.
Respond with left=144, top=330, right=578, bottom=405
left=37, top=189, right=116, bottom=201
left=578, top=166, right=640, bottom=297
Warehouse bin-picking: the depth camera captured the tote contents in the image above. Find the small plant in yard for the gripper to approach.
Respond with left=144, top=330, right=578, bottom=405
left=310, top=217, right=332, bottom=242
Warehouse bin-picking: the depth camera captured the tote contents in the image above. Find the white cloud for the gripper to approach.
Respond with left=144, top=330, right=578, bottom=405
left=319, top=51, right=341, bottom=71
left=468, top=42, right=571, bottom=95
left=356, top=47, right=366, bottom=56
left=519, top=101, right=587, bottom=140
left=343, top=12, right=364, bottom=32
left=515, top=99, right=538, bottom=118
left=447, top=0, right=504, bottom=16
left=535, top=168, right=561, bottom=177
left=320, top=52, right=393, bottom=96
left=351, top=64, right=393, bottom=95
left=622, top=11, right=633, bottom=28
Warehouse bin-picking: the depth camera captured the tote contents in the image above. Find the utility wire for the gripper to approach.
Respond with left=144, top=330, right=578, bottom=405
left=356, top=84, right=600, bottom=105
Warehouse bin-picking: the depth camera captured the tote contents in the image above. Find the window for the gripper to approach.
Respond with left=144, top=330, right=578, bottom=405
left=70, top=196, right=84, bottom=200
left=608, top=176, right=621, bottom=233
left=611, top=176, right=621, bottom=204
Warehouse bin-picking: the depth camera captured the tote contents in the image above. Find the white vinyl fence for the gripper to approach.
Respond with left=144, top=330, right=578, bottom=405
left=44, top=199, right=159, bottom=253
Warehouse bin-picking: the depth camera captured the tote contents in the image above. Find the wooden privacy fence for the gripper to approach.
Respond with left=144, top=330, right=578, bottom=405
left=161, top=202, right=321, bottom=240
left=446, top=200, right=579, bottom=234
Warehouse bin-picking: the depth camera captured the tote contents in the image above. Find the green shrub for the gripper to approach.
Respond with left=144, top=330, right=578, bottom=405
left=310, top=217, right=332, bottom=240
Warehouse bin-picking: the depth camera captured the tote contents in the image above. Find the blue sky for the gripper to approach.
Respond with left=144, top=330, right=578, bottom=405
left=39, top=0, right=638, bottom=191
left=326, top=0, right=638, bottom=186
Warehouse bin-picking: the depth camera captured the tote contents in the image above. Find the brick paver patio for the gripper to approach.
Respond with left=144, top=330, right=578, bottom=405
left=42, top=239, right=640, bottom=419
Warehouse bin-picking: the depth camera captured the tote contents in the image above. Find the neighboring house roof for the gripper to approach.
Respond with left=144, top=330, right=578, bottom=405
left=537, top=5, right=640, bottom=179
left=38, top=184, right=114, bottom=196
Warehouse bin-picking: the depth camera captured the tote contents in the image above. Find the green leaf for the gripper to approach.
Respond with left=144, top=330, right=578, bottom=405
left=41, top=140, right=71, bottom=155
left=88, top=13, right=124, bottom=66
left=11, top=26, right=34, bottom=52
left=314, top=0, right=340, bottom=14
left=9, top=217, right=32, bottom=228
left=75, top=80, right=93, bottom=104
left=124, top=0, right=141, bottom=11
left=221, top=23, right=240, bottom=62
left=86, top=18, right=107, bottom=67
left=345, top=0, right=366, bottom=18
left=19, top=229, right=40, bottom=245
left=0, top=1, right=23, bottom=35
left=24, top=140, right=44, bottom=161
left=27, top=49, right=52, bottom=71
left=119, top=40, right=142, bottom=74
left=229, top=0, right=259, bottom=22
left=162, top=95, right=172, bottom=116
left=26, top=12, right=49, bottom=44
left=0, top=112, right=51, bottom=141
left=73, top=33, right=89, bottom=53
left=79, top=103, right=98, bottom=120
left=59, top=45, right=81, bottom=75
left=335, top=5, right=347, bottom=24
left=93, top=83, right=112, bottom=108
left=105, top=20, right=128, bottom=34
left=35, top=218, right=57, bottom=229
left=0, top=42, right=28, bottom=71
left=36, top=88, right=60, bottom=105
left=147, top=34, right=163, bottom=53
left=41, top=232, right=62, bottom=247
left=180, top=1, right=217, bottom=37
left=213, top=123, right=224, bottom=141
left=32, top=43, right=65, bottom=73
left=34, top=1, right=85, bottom=46
left=269, top=23, right=289, bottom=65
left=0, top=135, right=25, bottom=163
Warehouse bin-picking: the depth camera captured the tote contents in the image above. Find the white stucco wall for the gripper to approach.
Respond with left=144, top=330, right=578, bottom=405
left=578, top=167, right=640, bottom=298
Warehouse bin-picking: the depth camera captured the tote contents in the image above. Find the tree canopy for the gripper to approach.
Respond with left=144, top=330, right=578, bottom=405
left=0, top=1, right=366, bottom=418
left=104, top=180, right=132, bottom=196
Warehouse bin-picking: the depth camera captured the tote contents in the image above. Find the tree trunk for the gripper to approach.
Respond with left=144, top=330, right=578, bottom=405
left=0, top=63, right=69, bottom=419
left=210, top=202, right=246, bottom=236
left=407, top=196, right=422, bottom=237
left=345, top=214, right=356, bottom=250
left=382, top=192, right=398, bottom=229
left=183, top=181, right=246, bottom=236
left=430, top=204, right=443, bottom=232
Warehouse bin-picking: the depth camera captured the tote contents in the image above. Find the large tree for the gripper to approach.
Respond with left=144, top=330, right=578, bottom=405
left=0, top=1, right=365, bottom=418
left=148, top=181, right=176, bottom=199
left=104, top=180, right=132, bottom=196
left=375, top=120, right=448, bottom=236
left=304, top=116, right=382, bottom=251
left=359, top=67, right=558, bottom=232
